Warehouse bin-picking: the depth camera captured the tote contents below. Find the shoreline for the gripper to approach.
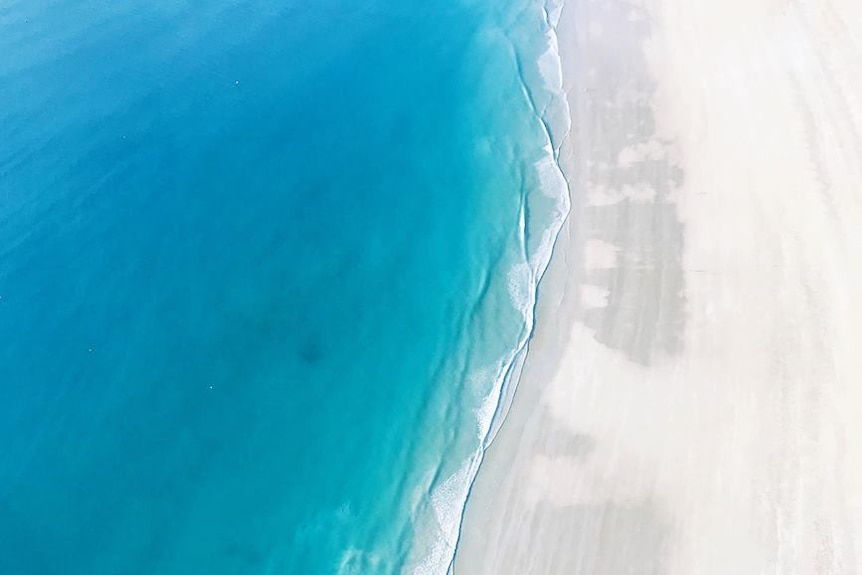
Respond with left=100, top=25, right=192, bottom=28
left=450, top=0, right=585, bottom=571
left=414, top=2, right=576, bottom=573
left=437, top=0, right=576, bottom=571
left=455, top=0, right=862, bottom=573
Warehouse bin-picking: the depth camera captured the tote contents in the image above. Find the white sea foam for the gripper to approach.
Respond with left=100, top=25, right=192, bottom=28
left=432, top=463, right=474, bottom=548
left=507, top=262, right=533, bottom=321
left=413, top=458, right=480, bottom=575
left=476, top=371, right=501, bottom=440
left=537, top=34, right=563, bottom=96
left=535, top=147, right=568, bottom=197
left=545, top=0, right=564, bottom=27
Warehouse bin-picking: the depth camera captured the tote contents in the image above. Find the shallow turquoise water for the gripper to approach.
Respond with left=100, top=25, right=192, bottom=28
left=0, top=0, right=568, bottom=573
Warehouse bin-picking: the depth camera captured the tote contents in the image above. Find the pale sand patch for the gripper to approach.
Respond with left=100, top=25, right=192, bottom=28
left=588, top=21, right=604, bottom=39
left=455, top=0, right=862, bottom=573
left=617, top=138, right=666, bottom=168
left=578, top=284, right=609, bottom=309
left=588, top=182, right=657, bottom=206
left=583, top=239, right=619, bottom=270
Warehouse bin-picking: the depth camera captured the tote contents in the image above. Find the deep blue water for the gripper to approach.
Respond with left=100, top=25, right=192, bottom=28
left=0, top=0, right=568, bottom=573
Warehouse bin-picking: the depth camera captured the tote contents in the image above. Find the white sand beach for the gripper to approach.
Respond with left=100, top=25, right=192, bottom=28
left=455, top=0, right=862, bottom=573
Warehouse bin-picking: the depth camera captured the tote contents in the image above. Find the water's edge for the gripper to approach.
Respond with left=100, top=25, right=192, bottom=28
left=442, top=0, right=573, bottom=572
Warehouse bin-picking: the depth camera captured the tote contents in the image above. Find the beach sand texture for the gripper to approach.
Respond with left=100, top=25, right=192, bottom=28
left=455, top=0, right=862, bottom=573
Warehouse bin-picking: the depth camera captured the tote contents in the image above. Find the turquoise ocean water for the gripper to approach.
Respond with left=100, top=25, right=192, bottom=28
left=0, top=0, right=569, bottom=573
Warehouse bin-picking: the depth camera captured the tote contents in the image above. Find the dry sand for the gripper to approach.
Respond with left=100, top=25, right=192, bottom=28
left=454, top=0, right=862, bottom=573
